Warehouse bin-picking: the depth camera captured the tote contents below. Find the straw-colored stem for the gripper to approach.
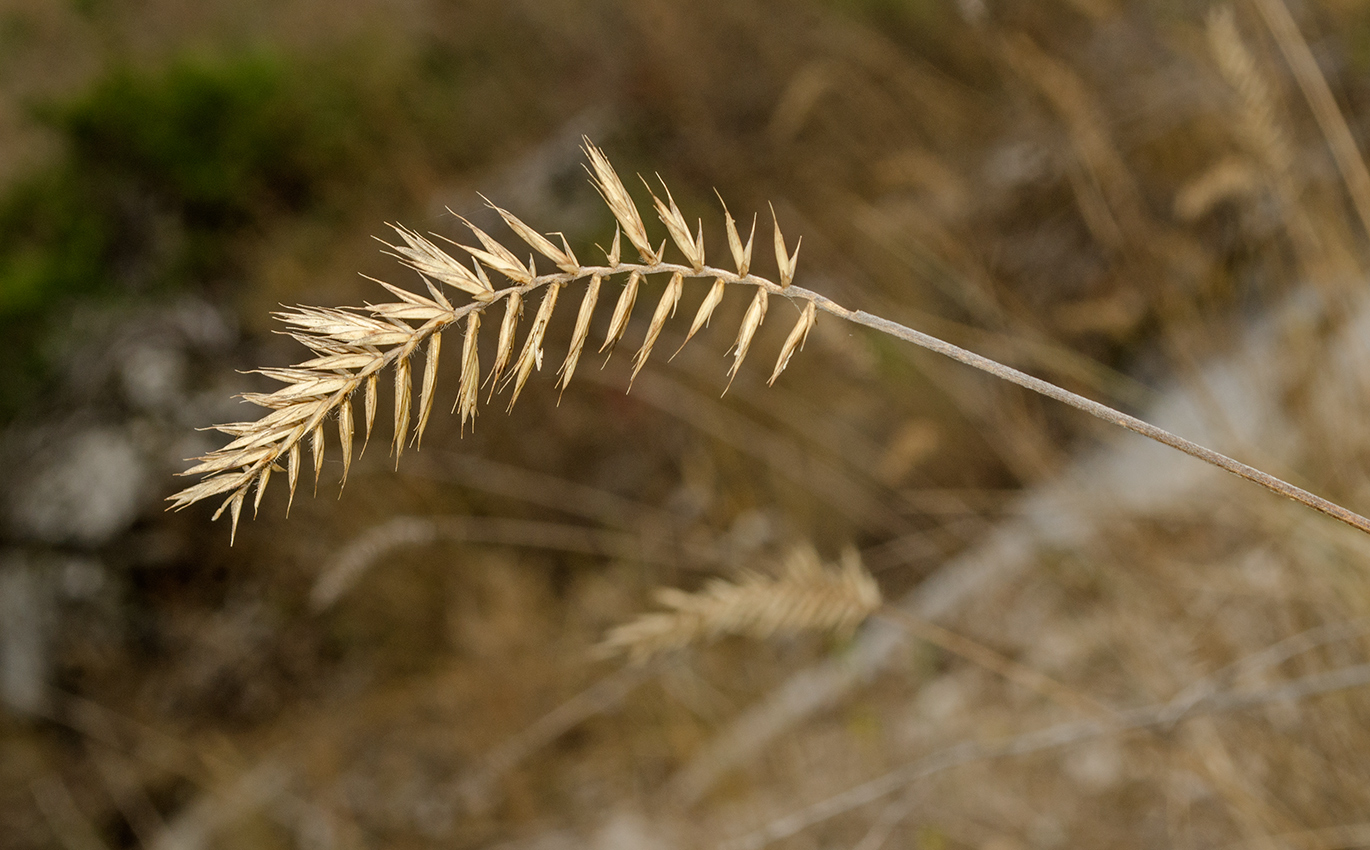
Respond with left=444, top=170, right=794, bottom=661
left=830, top=304, right=1370, bottom=536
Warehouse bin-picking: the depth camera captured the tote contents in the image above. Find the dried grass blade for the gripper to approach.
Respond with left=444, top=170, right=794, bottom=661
left=600, top=270, right=641, bottom=355
left=632, top=271, right=683, bottom=385
left=488, top=291, right=523, bottom=395
left=393, top=357, right=411, bottom=463
left=506, top=284, right=561, bottom=411
left=674, top=277, right=726, bottom=360
left=582, top=138, right=657, bottom=262
left=768, top=300, right=817, bottom=385
left=456, top=312, right=480, bottom=433
left=559, top=274, right=600, bottom=393
left=414, top=332, right=441, bottom=448
left=726, top=287, right=769, bottom=392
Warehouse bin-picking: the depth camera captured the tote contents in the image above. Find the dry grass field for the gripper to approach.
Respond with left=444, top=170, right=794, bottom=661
left=5, top=1, right=1370, bottom=848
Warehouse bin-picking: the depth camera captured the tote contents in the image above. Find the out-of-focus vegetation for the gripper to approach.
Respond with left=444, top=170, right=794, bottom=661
left=5, top=0, right=1370, bottom=848
left=0, top=50, right=372, bottom=420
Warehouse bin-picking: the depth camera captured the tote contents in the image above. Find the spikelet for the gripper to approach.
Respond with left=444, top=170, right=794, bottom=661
left=311, top=421, right=326, bottom=490
left=285, top=442, right=301, bottom=513
left=392, top=356, right=411, bottom=463
left=598, top=546, right=881, bottom=663
left=413, top=332, right=440, bottom=447
left=379, top=224, right=493, bottom=299
left=483, top=196, right=580, bottom=273
left=454, top=217, right=534, bottom=284
left=488, top=290, right=524, bottom=394
left=506, top=283, right=561, bottom=410
left=583, top=138, right=657, bottom=262
left=455, top=312, right=481, bottom=432
left=771, top=203, right=801, bottom=289
left=337, top=397, right=354, bottom=485
left=769, top=300, right=816, bottom=385
left=559, top=274, right=601, bottom=392
left=726, top=287, right=769, bottom=392
left=631, top=272, right=684, bottom=384
left=600, top=270, right=641, bottom=355
left=603, top=225, right=622, bottom=267
left=674, top=277, right=727, bottom=360
left=649, top=179, right=705, bottom=271
left=252, top=462, right=272, bottom=518
left=363, top=374, right=378, bottom=451
left=718, top=194, right=755, bottom=277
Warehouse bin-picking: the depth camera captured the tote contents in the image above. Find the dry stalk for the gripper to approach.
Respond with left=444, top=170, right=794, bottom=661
left=169, top=140, right=1370, bottom=542
left=598, top=547, right=882, bottom=663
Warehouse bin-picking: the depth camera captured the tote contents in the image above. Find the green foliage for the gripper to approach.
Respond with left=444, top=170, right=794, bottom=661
left=0, top=49, right=379, bottom=420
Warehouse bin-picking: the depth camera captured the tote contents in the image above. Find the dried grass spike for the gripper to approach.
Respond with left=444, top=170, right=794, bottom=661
left=725, top=287, right=769, bottom=392
left=631, top=271, right=684, bottom=385
left=559, top=273, right=601, bottom=392
left=598, top=546, right=882, bottom=663
left=506, top=283, right=561, bottom=411
left=484, top=196, right=579, bottom=272
left=168, top=138, right=1370, bottom=546
left=488, top=291, right=524, bottom=394
left=770, top=203, right=801, bottom=288
left=768, top=300, right=817, bottom=385
left=392, top=357, right=411, bottom=463
left=582, top=138, right=657, bottom=262
left=600, top=270, right=641, bottom=355
left=414, top=332, right=441, bottom=447
left=455, top=312, right=480, bottom=432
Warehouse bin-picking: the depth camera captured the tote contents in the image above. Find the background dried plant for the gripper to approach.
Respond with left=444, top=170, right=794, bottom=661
left=6, top=1, right=1370, bottom=849
left=599, top=546, right=881, bottom=663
